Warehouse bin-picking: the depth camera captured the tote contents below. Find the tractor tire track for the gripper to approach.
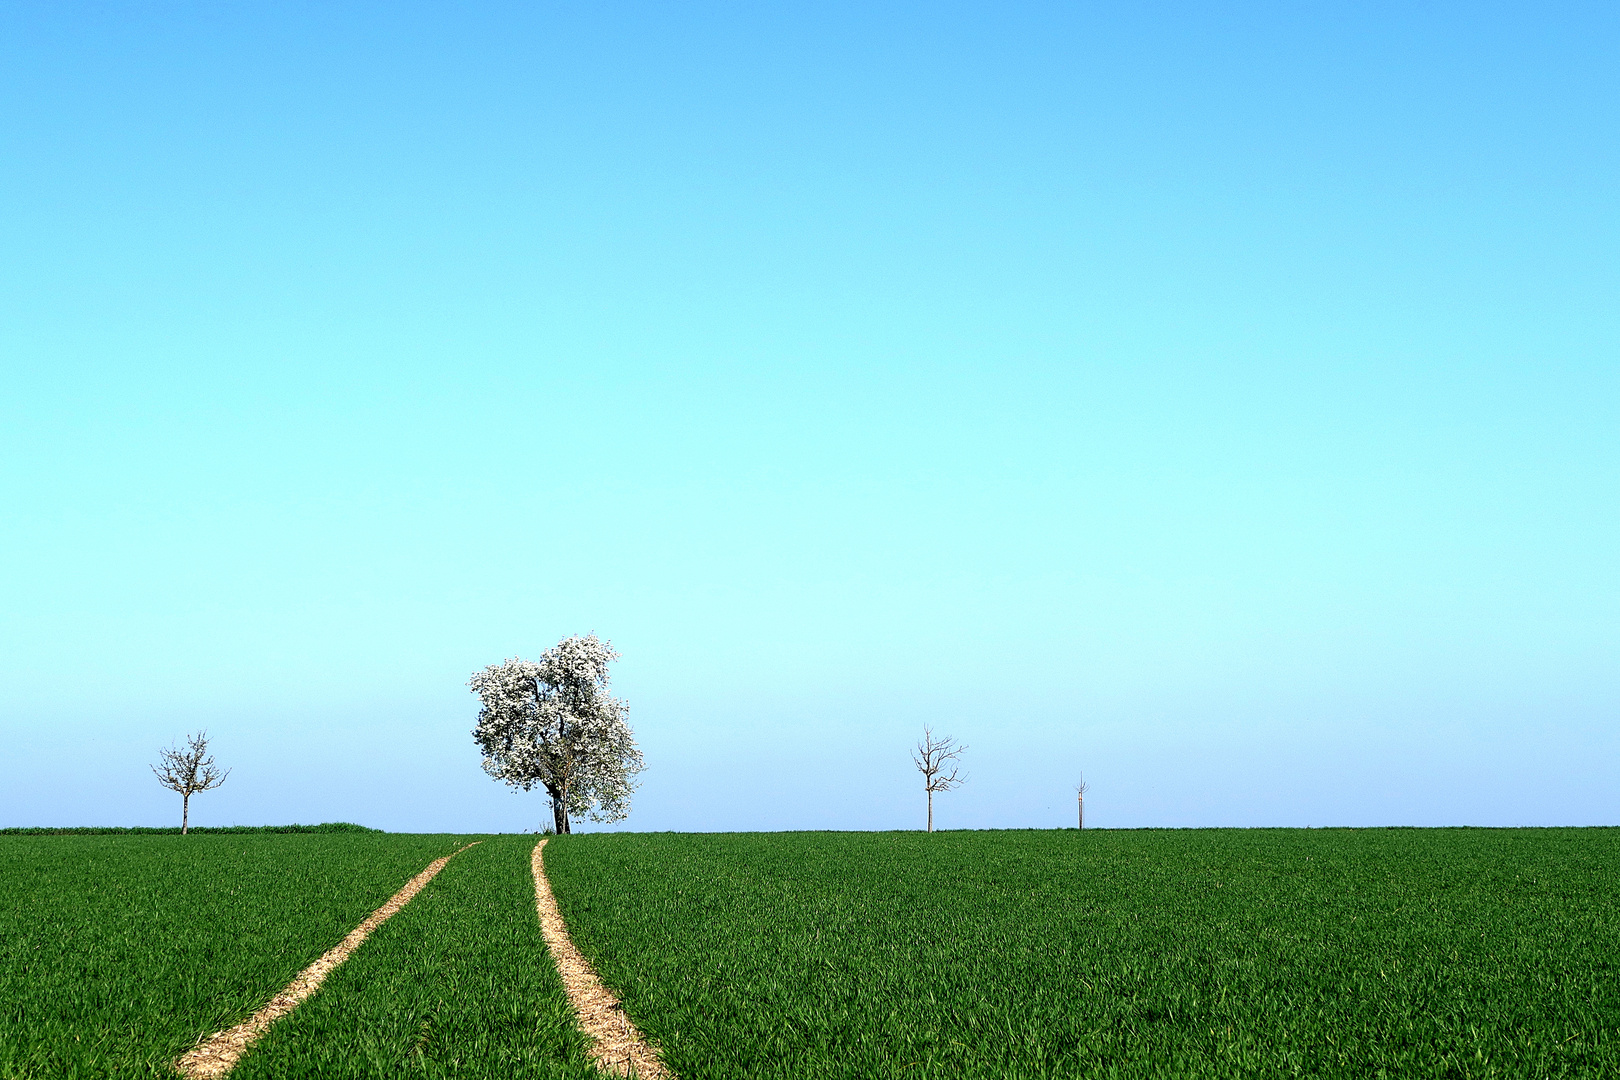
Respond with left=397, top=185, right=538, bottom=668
left=174, top=841, right=481, bottom=1078
left=532, top=838, right=668, bottom=1078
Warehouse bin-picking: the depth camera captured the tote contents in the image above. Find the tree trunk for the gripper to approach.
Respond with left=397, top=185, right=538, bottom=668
left=927, top=788, right=933, bottom=833
left=182, top=792, right=190, bottom=836
left=551, top=792, right=570, bottom=835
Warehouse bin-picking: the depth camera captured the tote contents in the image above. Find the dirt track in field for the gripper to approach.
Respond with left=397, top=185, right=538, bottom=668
left=532, top=838, right=668, bottom=1079
left=174, top=842, right=481, bottom=1079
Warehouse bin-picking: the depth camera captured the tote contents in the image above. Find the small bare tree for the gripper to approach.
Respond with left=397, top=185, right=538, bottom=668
left=1076, top=774, right=1090, bottom=829
left=912, top=726, right=966, bottom=833
left=151, top=731, right=230, bottom=834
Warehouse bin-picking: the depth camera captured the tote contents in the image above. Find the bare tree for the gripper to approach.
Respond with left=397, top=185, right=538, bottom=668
left=912, top=726, right=966, bottom=833
left=1076, top=774, right=1090, bottom=830
left=151, top=731, right=230, bottom=835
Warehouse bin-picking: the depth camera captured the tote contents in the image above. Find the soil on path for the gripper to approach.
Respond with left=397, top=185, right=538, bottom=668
left=174, top=841, right=481, bottom=1079
left=532, top=838, right=668, bottom=1079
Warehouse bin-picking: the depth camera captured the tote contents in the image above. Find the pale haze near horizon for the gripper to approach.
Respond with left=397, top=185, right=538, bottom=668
left=2, top=2, right=1615, bottom=834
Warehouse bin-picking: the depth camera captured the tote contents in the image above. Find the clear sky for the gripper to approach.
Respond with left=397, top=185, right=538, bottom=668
left=2, top=2, right=1615, bottom=833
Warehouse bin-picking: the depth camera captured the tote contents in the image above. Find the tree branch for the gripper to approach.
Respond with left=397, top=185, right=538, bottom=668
left=152, top=731, right=229, bottom=797
left=912, top=726, right=967, bottom=793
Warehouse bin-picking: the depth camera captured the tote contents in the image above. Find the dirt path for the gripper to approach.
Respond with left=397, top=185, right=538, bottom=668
left=174, top=841, right=481, bottom=1079
left=532, top=838, right=668, bottom=1079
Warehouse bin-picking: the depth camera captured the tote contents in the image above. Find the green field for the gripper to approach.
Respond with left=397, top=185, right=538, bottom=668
left=0, top=823, right=382, bottom=836
left=0, top=833, right=463, bottom=1078
left=229, top=835, right=595, bottom=1080
left=548, top=828, right=1620, bottom=1079
left=5, top=828, right=1618, bottom=1078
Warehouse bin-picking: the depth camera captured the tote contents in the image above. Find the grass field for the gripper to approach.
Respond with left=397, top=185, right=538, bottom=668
left=6, top=828, right=1617, bottom=1078
left=230, top=835, right=595, bottom=1080
left=548, top=828, right=1620, bottom=1079
left=0, top=833, right=463, bottom=1079
left=0, top=823, right=381, bottom=836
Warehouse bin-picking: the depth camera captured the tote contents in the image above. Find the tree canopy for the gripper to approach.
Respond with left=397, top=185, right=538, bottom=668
left=469, top=634, right=643, bottom=833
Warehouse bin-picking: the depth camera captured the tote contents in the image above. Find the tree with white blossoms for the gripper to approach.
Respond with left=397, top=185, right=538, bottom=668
left=469, top=634, right=644, bottom=834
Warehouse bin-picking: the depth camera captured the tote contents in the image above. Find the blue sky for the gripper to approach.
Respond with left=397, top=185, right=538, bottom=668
left=2, top=2, right=1615, bottom=832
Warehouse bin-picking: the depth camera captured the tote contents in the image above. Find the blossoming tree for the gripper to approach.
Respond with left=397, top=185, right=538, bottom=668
left=469, top=634, right=644, bottom=834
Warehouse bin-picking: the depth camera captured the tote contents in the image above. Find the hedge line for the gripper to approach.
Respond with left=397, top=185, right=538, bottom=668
left=0, top=823, right=380, bottom=835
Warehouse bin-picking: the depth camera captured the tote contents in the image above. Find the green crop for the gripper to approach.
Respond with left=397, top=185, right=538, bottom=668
left=9, top=828, right=1617, bottom=1078
left=0, top=823, right=381, bottom=836
left=0, top=833, right=463, bottom=1079
left=230, top=835, right=596, bottom=1079
left=547, top=828, right=1620, bottom=1079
